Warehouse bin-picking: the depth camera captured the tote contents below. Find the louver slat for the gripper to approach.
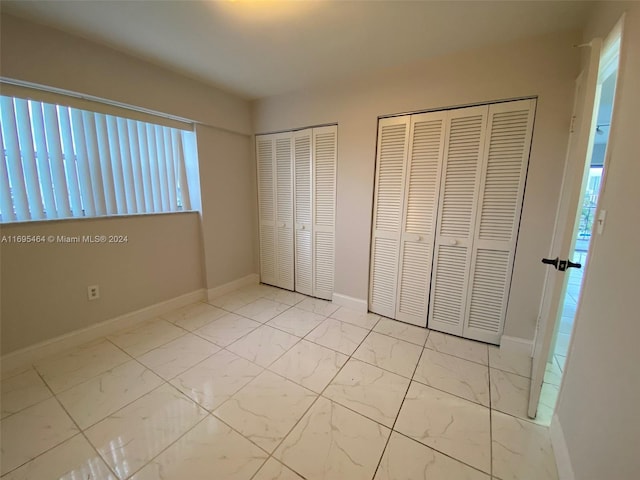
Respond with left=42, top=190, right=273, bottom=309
left=256, top=136, right=276, bottom=285
left=313, top=126, right=337, bottom=300
left=369, top=117, right=409, bottom=317
left=396, top=113, right=446, bottom=326
left=463, top=99, right=535, bottom=344
left=294, top=130, right=313, bottom=296
left=275, top=135, right=294, bottom=290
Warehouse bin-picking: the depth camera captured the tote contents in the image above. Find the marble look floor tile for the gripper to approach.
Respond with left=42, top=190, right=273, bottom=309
left=535, top=382, right=560, bottom=426
left=227, top=325, right=300, bottom=367
left=373, top=318, right=429, bottom=345
left=492, top=410, right=558, bottom=480
left=425, top=331, right=488, bottom=365
left=171, top=350, right=263, bottom=411
left=374, top=431, right=490, bottom=480
left=268, top=307, right=326, bottom=337
left=1, top=369, right=51, bottom=419
left=395, top=382, right=491, bottom=474
left=33, top=339, right=130, bottom=393
left=85, top=384, right=206, bottom=479
left=2, top=434, right=115, bottom=480
left=131, top=415, right=267, bottom=480
left=323, top=358, right=409, bottom=427
left=161, top=302, right=227, bottom=331
left=353, top=331, right=422, bottom=378
left=490, top=368, right=530, bottom=419
left=413, top=348, right=490, bottom=406
left=193, top=313, right=261, bottom=347
left=209, top=289, right=262, bottom=311
left=296, top=297, right=339, bottom=316
left=305, top=318, right=369, bottom=355
left=269, top=340, right=348, bottom=393
left=235, top=298, right=290, bottom=323
left=137, top=333, right=219, bottom=380
left=108, top=318, right=185, bottom=357
left=331, top=306, right=380, bottom=329
left=0, top=397, right=79, bottom=475
left=489, top=346, right=532, bottom=378
left=261, top=289, right=306, bottom=306
left=544, top=361, right=562, bottom=386
left=253, top=458, right=303, bottom=480
left=57, top=360, right=163, bottom=429
left=214, top=371, right=316, bottom=452
left=274, top=397, right=390, bottom=480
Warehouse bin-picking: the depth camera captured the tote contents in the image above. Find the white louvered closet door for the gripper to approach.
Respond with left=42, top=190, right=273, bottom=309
left=275, top=134, right=295, bottom=290
left=312, top=125, right=337, bottom=300
left=369, top=116, right=410, bottom=318
left=294, top=129, right=313, bottom=296
left=463, top=99, right=536, bottom=343
left=256, top=135, right=277, bottom=286
left=428, top=105, right=488, bottom=336
left=395, top=111, right=447, bottom=326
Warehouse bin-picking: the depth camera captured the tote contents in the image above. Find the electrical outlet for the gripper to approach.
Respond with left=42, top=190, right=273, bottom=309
left=88, top=285, right=100, bottom=300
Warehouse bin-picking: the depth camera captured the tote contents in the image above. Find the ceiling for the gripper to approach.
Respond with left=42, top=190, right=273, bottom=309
left=1, top=0, right=593, bottom=100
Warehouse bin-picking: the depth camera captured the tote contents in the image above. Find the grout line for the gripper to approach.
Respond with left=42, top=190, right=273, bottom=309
left=371, top=329, right=429, bottom=479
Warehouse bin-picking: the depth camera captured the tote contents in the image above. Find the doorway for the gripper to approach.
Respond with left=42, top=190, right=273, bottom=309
left=528, top=22, right=623, bottom=423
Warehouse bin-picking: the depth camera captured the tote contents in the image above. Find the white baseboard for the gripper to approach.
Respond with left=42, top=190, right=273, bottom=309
left=207, top=273, right=259, bottom=301
left=1, top=289, right=206, bottom=378
left=500, top=335, right=534, bottom=355
left=550, top=414, right=575, bottom=480
left=332, top=293, right=368, bottom=313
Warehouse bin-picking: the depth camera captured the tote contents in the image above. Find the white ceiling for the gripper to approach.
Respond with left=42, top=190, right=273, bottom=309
left=2, top=0, right=593, bottom=100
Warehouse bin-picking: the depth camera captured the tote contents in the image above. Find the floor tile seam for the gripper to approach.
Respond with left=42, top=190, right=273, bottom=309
left=258, top=313, right=382, bottom=475
left=426, top=344, right=490, bottom=368
left=409, top=376, right=492, bottom=408
left=0, top=387, right=54, bottom=422
left=371, top=331, right=429, bottom=480
left=389, top=428, right=494, bottom=478
left=33, top=368, right=121, bottom=480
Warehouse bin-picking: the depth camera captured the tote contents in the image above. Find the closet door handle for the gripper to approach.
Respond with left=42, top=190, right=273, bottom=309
left=449, top=239, right=458, bottom=246
left=414, top=235, right=423, bottom=242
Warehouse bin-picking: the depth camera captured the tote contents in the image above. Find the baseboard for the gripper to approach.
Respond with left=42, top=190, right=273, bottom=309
left=500, top=335, right=534, bottom=355
left=1, top=289, right=206, bottom=378
left=207, top=273, right=259, bottom=301
left=550, top=414, right=575, bottom=480
left=332, top=293, right=368, bottom=313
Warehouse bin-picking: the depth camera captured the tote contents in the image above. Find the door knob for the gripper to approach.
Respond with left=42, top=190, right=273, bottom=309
left=542, top=257, right=582, bottom=272
left=542, top=257, right=559, bottom=269
left=449, top=239, right=457, bottom=246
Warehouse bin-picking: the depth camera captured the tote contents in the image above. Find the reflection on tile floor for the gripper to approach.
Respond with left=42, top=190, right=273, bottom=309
left=0, top=284, right=559, bottom=479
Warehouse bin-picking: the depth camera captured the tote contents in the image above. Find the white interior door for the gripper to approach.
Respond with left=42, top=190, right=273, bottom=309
left=256, top=135, right=276, bottom=286
left=312, top=125, right=337, bottom=300
left=528, top=39, right=602, bottom=418
left=275, top=133, right=294, bottom=290
left=369, top=116, right=410, bottom=318
left=463, top=99, right=536, bottom=344
left=428, top=105, right=488, bottom=335
left=395, top=111, right=446, bottom=326
left=294, top=129, right=313, bottom=296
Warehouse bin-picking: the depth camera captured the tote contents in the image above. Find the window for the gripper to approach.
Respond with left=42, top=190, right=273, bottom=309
left=0, top=95, right=195, bottom=223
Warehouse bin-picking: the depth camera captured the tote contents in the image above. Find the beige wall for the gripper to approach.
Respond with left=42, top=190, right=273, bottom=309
left=0, top=14, right=251, bottom=135
left=0, top=14, right=258, bottom=353
left=556, top=2, right=640, bottom=479
left=196, top=125, right=258, bottom=288
left=253, top=30, right=581, bottom=341
left=1, top=213, right=204, bottom=353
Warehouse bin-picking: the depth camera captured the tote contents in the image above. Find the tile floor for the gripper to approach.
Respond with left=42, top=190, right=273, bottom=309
left=0, top=283, right=558, bottom=480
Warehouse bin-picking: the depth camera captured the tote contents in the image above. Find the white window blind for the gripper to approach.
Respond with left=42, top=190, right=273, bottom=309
left=0, top=95, right=193, bottom=223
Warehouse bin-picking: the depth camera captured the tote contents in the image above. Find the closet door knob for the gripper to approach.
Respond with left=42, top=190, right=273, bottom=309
left=415, top=235, right=423, bottom=241
left=449, top=239, right=458, bottom=246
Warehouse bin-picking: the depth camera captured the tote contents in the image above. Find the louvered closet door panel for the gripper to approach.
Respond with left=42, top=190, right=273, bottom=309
left=396, top=112, right=446, bottom=326
left=256, top=135, right=276, bottom=285
left=464, top=99, right=535, bottom=343
left=275, top=134, right=294, bottom=290
left=313, top=125, right=337, bottom=300
left=369, top=117, right=410, bottom=318
left=428, top=105, right=488, bottom=336
left=294, top=129, right=313, bottom=295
